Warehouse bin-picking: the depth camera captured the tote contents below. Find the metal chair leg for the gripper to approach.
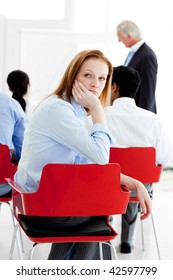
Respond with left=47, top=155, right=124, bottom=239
left=99, top=243, right=104, bottom=260
left=28, top=243, right=42, bottom=260
left=9, top=223, right=24, bottom=260
left=8, top=202, right=24, bottom=259
left=15, top=226, right=25, bottom=259
left=151, top=213, right=161, bottom=259
left=100, top=241, right=118, bottom=260
left=0, top=201, right=24, bottom=259
left=109, top=241, right=118, bottom=260
left=140, top=212, right=161, bottom=259
left=141, top=219, right=145, bottom=251
left=9, top=223, right=19, bottom=259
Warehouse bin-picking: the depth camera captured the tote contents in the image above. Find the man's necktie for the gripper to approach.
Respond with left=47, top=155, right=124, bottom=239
left=124, top=51, right=135, bottom=66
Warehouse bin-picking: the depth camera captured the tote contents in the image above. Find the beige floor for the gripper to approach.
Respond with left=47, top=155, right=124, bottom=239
left=0, top=169, right=173, bottom=260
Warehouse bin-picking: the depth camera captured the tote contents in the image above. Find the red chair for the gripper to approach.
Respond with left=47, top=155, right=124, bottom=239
left=0, top=144, right=17, bottom=212
left=7, top=163, right=130, bottom=260
left=0, top=144, right=23, bottom=258
left=109, top=147, right=162, bottom=259
left=0, top=144, right=17, bottom=186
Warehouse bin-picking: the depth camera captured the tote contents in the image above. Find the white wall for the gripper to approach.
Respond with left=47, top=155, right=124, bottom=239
left=0, top=16, right=6, bottom=91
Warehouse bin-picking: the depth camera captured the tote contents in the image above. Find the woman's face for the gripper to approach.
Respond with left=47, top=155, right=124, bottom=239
left=75, top=58, right=109, bottom=97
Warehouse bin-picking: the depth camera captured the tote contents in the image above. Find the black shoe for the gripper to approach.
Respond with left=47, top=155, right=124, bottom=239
left=120, top=242, right=132, bottom=253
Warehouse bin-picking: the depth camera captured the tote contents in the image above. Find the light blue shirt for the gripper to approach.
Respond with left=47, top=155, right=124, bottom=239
left=0, top=93, right=26, bottom=195
left=0, top=93, right=26, bottom=160
left=124, top=39, right=145, bottom=66
left=15, top=95, right=113, bottom=192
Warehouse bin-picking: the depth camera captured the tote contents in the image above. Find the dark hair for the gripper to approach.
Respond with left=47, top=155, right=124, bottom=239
left=7, top=70, right=29, bottom=112
left=112, top=66, right=141, bottom=98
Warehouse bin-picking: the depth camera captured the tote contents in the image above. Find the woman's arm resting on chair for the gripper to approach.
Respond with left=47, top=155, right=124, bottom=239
left=120, top=173, right=152, bottom=220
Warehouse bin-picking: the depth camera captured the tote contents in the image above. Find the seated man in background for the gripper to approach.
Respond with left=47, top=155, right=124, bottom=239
left=0, top=92, right=26, bottom=196
left=104, top=66, right=172, bottom=253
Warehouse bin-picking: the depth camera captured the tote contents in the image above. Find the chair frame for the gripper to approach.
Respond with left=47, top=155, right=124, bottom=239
left=109, top=147, right=162, bottom=259
left=7, top=163, right=130, bottom=260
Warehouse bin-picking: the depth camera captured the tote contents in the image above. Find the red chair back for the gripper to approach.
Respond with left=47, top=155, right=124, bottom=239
left=0, top=145, right=17, bottom=184
left=109, top=147, right=162, bottom=184
left=7, top=163, right=130, bottom=218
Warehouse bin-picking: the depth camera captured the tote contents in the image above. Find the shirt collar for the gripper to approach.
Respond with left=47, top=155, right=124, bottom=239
left=130, top=39, right=145, bottom=52
left=112, top=97, right=136, bottom=107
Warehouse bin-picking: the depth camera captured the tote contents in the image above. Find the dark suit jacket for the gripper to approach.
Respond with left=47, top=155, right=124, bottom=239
left=127, top=43, right=158, bottom=113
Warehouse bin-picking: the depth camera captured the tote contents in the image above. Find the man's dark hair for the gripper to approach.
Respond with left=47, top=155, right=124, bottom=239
left=112, top=66, right=141, bottom=98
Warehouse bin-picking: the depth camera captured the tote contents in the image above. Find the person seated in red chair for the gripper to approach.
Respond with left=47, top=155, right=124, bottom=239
left=0, top=93, right=26, bottom=197
left=14, top=50, right=152, bottom=260
left=104, top=65, right=172, bottom=253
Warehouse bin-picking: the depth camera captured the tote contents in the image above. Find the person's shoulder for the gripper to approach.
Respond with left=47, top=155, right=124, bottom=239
left=38, top=95, right=73, bottom=116
left=141, top=43, right=157, bottom=57
left=136, top=44, right=157, bottom=66
left=46, top=95, right=72, bottom=108
left=137, top=106, right=159, bottom=120
left=0, top=92, right=25, bottom=120
left=0, top=92, right=17, bottom=107
left=0, top=92, right=10, bottom=101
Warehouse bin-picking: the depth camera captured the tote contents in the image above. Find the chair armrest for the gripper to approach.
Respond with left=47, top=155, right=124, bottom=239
left=5, top=178, right=22, bottom=193
left=5, top=177, right=26, bottom=219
